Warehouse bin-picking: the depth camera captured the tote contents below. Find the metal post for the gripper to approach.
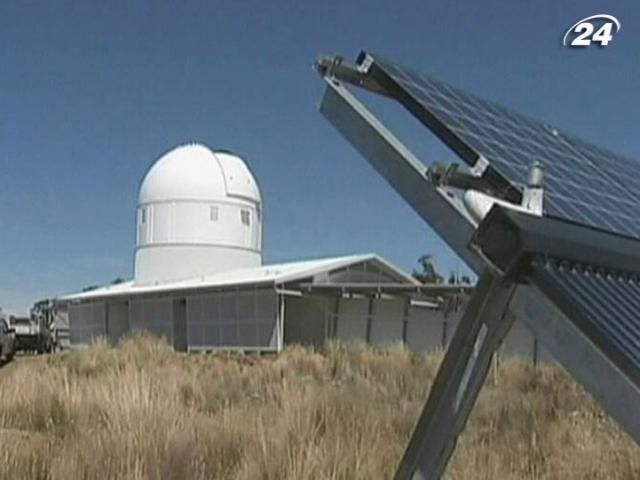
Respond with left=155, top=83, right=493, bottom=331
left=395, top=272, right=515, bottom=480
left=365, top=296, right=374, bottom=343
left=277, top=294, right=285, bottom=351
left=402, top=298, right=410, bottom=344
left=441, top=319, right=448, bottom=349
left=332, top=296, right=340, bottom=339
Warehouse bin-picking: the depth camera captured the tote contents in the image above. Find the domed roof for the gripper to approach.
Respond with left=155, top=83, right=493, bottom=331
left=138, top=143, right=261, bottom=204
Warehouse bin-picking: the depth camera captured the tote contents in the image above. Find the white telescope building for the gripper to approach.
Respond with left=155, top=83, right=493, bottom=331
left=134, top=144, right=262, bottom=285
left=62, top=143, right=475, bottom=353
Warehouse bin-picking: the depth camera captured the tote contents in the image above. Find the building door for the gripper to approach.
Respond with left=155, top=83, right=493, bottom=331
left=173, top=298, right=187, bottom=352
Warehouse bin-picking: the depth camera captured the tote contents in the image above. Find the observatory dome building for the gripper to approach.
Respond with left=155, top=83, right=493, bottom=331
left=135, top=144, right=262, bottom=285
left=62, top=143, right=470, bottom=353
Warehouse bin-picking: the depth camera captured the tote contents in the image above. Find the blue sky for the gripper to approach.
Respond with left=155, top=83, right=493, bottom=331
left=1, top=1, right=638, bottom=313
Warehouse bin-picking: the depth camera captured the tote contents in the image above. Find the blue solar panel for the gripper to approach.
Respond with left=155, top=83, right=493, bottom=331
left=531, top=257, right=640, bottom=386
left=361, top=53, right=640, bottom=239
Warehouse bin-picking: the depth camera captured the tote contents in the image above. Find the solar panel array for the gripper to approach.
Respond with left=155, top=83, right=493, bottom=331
left=353, top=52, right=640, bottom=388
left=321, top=52, right=640, bottom=476
left=363, top=53, right=640, bottom=239
left=532, top=257, right=640, bottom=384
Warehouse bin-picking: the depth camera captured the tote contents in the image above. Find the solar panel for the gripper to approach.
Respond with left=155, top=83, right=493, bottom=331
left=359, top=52, right=640, bottom=239
left=531, top=257, right=640, bottom=387
left=316, top=52, right=640, bottom=480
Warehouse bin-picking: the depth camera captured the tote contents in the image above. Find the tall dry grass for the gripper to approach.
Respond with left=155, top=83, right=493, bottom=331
left=0, top=333, right=637, bottom=479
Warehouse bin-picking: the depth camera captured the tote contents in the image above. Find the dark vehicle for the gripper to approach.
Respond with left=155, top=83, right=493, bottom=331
left=0, top=317, right=16, bottom=362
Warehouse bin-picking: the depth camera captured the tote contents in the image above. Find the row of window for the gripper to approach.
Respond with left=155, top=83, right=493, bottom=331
left=140, top=206, right=252, bottom=226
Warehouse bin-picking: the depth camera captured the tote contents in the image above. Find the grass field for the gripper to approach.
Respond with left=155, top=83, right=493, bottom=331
left=0, top=334, right=638, bottom=479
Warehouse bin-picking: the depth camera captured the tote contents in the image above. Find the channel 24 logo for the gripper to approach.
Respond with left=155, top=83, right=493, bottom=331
left=563, top=14, right=621, bottom=47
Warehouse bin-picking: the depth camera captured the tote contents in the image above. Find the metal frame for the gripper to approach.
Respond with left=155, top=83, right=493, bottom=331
left=360, top=53, right=521, bottom=204
left=297, top=282, right=472, bottom=297
left=472, top=205, right=640, bottom=278
left=317, top=69, right=640, bottom=479
left=319, top=80, right=481, bottom=272
left=395, top=272, right=515, bottom=480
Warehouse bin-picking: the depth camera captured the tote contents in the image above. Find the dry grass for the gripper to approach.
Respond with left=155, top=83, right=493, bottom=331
left=0, top=333, right=637, bottom=479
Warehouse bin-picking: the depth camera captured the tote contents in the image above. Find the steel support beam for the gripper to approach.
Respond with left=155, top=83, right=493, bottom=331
left=319, top=79, right=482, bottom=273
left=394, top=272, right=515, bottom=480
left=472, top=205, right=640, bottom=277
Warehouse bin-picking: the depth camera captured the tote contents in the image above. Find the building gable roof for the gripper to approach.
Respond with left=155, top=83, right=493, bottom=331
left=61, top=253, right=418, bottom=302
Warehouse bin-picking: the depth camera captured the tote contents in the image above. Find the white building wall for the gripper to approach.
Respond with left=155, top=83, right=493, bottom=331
left=406, top=306, right=445, bottom=352
left=68, top=302, right=106, bottom=346
left=128, top=297, right=174, bottom=342
left=369, top=299, right=405, bottom=346
left=135, top=245, right=260, bottom=286
left=136, top=201, right=261, bottom=250
left=335, top=298, right=368, bottom=341
left=185, top=288, right=277, bottom=350
left=283, top=296, right=330, bottom=347
left=106, top=301, right=129, bottom=343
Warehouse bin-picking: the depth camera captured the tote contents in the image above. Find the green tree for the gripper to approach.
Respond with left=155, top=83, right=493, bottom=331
left=412, top=254, right=444, bottom=284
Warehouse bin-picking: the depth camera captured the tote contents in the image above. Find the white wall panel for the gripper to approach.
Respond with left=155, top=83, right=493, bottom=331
left=335, top=298, right=368, bottom=342
left=369, top=299, right=405, bottom=345
left=107, top=301, right=129, bottom=343
left=69, top=302, right=106, bottom=345
left=406, top=306, right=444, bottom=353
left=185, top=288, right=276, bottom=349
left=129, top=297, right=174, bottom=342
left=284, top=297, right=329, bottom=347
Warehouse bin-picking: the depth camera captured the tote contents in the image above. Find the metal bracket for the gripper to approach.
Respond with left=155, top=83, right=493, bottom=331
left=470, top=155, right=490, bottom=177
left=314, top=55, right=390, bottom=97
left=394, top=272, right=515, bottom=480
left=426, top=162, right=494, bottom=192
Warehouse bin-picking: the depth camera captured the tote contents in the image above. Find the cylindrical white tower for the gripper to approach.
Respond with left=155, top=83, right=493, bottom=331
left=134, top=143, right=262, bottom=285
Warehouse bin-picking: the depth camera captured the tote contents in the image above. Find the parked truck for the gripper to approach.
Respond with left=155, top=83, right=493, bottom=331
left=31, top=299, right=70, bottom=352
left=9, top=314, right=52, bottom=354
left=6, top=299, right=69, bottom=354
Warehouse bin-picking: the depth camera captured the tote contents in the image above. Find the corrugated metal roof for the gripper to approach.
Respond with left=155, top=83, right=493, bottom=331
left=61, top=253, right=418, bottom=302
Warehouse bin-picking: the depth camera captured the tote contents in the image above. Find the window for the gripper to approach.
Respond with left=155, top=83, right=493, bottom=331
left=141, top=207, right=146, bottom=224
left=240, top=209, right=250, bottom=226
left=209, top=205, right=219, bottom=221
left=10, top=317, right=29, bottom=326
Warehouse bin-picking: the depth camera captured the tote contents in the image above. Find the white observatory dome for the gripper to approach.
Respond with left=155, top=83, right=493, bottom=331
left=134, top=143, right=263, bottom=285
